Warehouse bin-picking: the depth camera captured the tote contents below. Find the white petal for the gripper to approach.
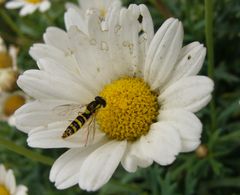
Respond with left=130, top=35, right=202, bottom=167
left=134, top=4, right=154, bottom=76
left=118, top=7, right=141, bottom=73
left=158, top=109, right=202, bottom=152
left=144, top=18, right=183, bottom=90
left=36, top=58, right=83, bottom=87
left=15, top=185, right=28, bottom=195
left=43, top=27, right=71, bottom=53
left=9, top=46, right=18, bottom=70
left=182, top=140, right=200, bottom=152
left=5, top=170, right=16, bottom=194
left=121, top=140, right=153, bottom=172
left=50, top=149, right=81, bottom=188
left=27, top=121, right=80, bottom=148
left=0, top=37, right=6, bottom=52
left=20, top=5, right=37, bottom=16
left=107, top=5, right=152, bottom=77
left=65, top=2, right=82, bottom=13
left=8, top=115, right=16, bottom=127
left=67, top=26, right=113, bottom=89
left=79, top=0, right=121, bottom=13
left=29, top=44, right=96, bottom=93
left=36, top=58, right=97, bottom=97
left=159, top=76, right=214, bottom=112
left=29, top=43, right=63, bottom=61
left=79, top=140, right=127, bottom=191
left=87, top=13, right=119, bottom=81
left=0, top=165, right=7, bottom=183
left=64, top=8, right=87, bottom=34
left=5, top=1, right=24, bottom=9
left=78, top=0, right=120, bottom=11
left=14, top=100, right=76, bottom=133
left=39, top=1, right=50, bottom=12
left=141, top=122, right=181, bottom=165
left=50, top=139, right=106, bottom=189
left=107, top=6, right=130, bottom=76
left=27, top=121, right=105, bottom=148
left=139, top=4, right=154, bottom=50
left=78, top=0, right=93, bottom=11
left=17, top=70, right=93, bottom=104
left=163, top=42, right=206, bottom=90
left=126, top=4, right=154, bottom=75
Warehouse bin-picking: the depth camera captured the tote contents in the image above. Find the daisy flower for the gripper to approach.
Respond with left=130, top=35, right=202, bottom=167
left=14, top=4, right=214, bottom=192
left=0, top=37, right=29, bottom=126
left=0, top=164, right=28, bottom=195
left=65, top=0, right=121, bottom=33
left=0, top=91, right=29, bottom=126
left=5, top=0, right=50, bottom=16
left=0, top=37, right=18, bottom=92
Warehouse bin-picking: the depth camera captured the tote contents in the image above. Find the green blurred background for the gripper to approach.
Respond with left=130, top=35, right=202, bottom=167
left=0, top=0, right=240, bottom=194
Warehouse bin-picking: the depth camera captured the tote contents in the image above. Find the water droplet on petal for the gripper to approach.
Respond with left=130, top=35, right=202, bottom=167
left=101, top=41, right=109, bottom=51
left=90, top=39, right=97, bottom=45
left=114, top=25, right=121, bottom=33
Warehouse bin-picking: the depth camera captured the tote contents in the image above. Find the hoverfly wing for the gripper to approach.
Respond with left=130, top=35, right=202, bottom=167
left=53, top=104, right=85, bottom=118
left=82, top=113, right=99, bottom=146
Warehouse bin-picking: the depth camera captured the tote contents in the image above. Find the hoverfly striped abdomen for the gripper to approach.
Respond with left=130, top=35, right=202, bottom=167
left=62, top=96, right=106, bottom=139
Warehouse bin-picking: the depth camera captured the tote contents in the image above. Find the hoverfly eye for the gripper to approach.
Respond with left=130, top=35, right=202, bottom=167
left=102, top=100, right=106, bottom=107
left=100, top=99, right=106, bottom=107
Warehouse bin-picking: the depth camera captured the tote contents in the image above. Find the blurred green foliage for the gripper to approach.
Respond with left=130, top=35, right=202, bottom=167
left=0, top=0, right=240, bottom=194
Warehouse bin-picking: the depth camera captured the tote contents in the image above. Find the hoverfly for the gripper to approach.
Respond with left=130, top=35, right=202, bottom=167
left=54, top=96, right=106, bottom=139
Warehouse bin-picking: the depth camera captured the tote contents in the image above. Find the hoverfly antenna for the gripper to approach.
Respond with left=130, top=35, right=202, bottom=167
left=95, top=96, right=106, bottom=107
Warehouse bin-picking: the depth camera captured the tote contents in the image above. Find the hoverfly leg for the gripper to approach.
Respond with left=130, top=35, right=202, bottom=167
left=78, top=111, right=84, bottom=115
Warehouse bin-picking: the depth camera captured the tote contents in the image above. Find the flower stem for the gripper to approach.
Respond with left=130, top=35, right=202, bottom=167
left=0, top=10, right=24, bottom=38
left=148, top=0, right=173, bottom=18
left=44, top=12, right=54, bottom=25
left=205, top=0, right=216, bottom=131
left=0, top=137, right=54, bottom=166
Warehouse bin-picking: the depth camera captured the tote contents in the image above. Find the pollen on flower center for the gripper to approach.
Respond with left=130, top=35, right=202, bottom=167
left=0, top=185, right=9, bottom=195
left=96, top=77, right=159, bottom=141
left=99, top=8, right=106, bottom=18
left=25, top=0, right=43, bottom=4
left=0, top=52, right=12, bottom=68
left=3, top=94, right=26, bottom=116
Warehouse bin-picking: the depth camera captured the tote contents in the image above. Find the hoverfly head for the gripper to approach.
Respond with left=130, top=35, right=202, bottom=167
left=95, top=96, right=106, bottom=108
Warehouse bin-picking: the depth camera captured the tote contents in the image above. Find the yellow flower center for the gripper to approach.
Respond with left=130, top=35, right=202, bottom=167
left=25, top=0, right=43, bottom=4
left=0, top=0, right=6, bottom=5
left=0, top=52, right=12, bottom=69
left=99, top=8, right=106, bottom=19
left=96, top=77, right=159, bottom=141
left=3, top=94, right=26, bottom=116
left=0, top=185, right=10, bottom=195
left=0, top=69, right=18, bottom=92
